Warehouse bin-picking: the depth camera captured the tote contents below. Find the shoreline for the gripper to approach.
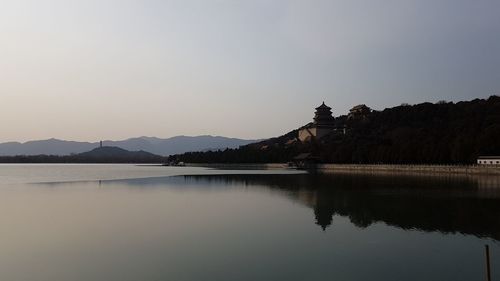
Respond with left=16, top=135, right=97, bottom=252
left=187, top=163, right=288, bottom=170
left=187, top=163, right=500, bottom=176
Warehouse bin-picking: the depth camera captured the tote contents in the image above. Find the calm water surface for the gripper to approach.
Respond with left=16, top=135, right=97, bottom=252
left=0, top=164, right=499, bottom=281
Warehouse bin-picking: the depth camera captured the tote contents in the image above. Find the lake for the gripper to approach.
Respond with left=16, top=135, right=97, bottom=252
left=0, top=164, right=499, bottom=281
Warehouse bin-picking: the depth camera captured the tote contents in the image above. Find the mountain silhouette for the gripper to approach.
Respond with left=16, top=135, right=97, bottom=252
left=0, top=146, right=164, bottom=163
left=75, top=146, right=162, bottom=162
left=0, top=136, right=257, bottom=156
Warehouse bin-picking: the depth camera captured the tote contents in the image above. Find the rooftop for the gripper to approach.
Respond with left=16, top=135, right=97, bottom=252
left=316, top=102, right=331, bottom=111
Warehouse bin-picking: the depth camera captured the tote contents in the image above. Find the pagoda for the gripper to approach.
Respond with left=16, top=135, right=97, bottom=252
left=298, top=102, right=336, bottom=142
left=313, top=102, right=335, bottom=127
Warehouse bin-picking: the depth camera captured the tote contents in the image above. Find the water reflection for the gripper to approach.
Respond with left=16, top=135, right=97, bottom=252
left=15, top=171, right=500, bottom=281
left=105, top=173, right=500, bottom=240
left=36, top=172, right=500, bottom=240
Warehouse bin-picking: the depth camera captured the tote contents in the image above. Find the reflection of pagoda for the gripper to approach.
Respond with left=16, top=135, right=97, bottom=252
left=298, top=102, right=337, bottom=142
left=314, top=205, right=335, bottom=231
left=178, top=174, right=500, bottom=238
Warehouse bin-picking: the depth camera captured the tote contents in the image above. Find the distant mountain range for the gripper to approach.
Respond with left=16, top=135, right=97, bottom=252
left=0, top=136, right=258, bottom=156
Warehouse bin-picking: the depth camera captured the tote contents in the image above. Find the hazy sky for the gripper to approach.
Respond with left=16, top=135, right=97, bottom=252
left=1, top=0, right=499, bottom=142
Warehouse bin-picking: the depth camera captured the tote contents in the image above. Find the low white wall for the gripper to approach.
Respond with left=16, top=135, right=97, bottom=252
left=316, top=164, right=500, bottom=176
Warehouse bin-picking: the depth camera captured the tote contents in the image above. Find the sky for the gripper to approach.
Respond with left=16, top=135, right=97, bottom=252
left=1, top=0, right=499, bottom=142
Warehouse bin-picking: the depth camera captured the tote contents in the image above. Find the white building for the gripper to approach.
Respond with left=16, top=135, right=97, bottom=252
left=477, top=156, right=500, bottom=165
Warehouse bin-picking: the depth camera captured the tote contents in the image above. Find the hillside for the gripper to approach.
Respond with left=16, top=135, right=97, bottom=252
left=0, top=135, right=257, bottom=156
left=171, top=96, right=500, bottom=164
left=76, top=146, right=162, bottom=162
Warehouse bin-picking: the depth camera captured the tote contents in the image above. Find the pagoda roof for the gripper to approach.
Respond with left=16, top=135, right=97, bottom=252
left=316, top=102, right=331, bottom=110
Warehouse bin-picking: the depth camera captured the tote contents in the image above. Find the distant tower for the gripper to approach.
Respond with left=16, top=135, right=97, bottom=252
left=100, top=141, right=103, bottom=148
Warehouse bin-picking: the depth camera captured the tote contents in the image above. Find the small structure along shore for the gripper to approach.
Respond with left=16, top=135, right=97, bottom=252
left=187, top=163, right=500, bottom=176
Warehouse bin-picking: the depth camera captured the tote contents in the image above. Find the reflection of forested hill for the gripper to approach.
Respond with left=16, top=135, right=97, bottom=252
left=172, top=96, right=500, bottom=164
left=179, top=173, right=500, bottom=240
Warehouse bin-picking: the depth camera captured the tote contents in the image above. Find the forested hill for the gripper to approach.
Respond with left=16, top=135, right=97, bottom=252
left=170, top=96, right=500, bottom=164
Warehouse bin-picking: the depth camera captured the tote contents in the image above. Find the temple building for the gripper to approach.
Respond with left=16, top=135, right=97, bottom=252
left=298, top=102, right=336, bottom=142
left=348, top=104, right=372, bottom=120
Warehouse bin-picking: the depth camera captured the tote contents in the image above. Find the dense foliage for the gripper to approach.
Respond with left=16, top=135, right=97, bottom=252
left=171, top=96, right=500, bottom=164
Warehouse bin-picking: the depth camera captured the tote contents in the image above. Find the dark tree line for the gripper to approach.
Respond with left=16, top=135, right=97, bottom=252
left=171, top=96, right=500, bottom=164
